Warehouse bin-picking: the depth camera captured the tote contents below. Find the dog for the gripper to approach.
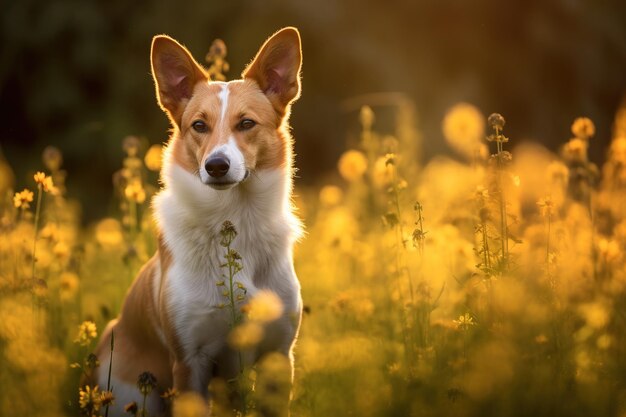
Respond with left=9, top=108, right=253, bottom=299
left=91, top=27, right=304, bottom=416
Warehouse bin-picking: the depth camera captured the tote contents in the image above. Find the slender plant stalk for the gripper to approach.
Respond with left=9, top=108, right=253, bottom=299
left=389, top=165, right=419, bottom=376
left=495, top=132, right=509, bottom=265
left=129, top=199, right=138, bottom=239
left=32, top=184, right=43, bottom=279
left=141, top=392, right=148, bottom=417
left=481, top=222, right=491, bottom=271
left=390, top=167, right=415, bottom=304
left=222, top=226, right=247, bottom=414
left=546, top=210, right=554, bottom=289
left=105, top=331, right=115, bottom=417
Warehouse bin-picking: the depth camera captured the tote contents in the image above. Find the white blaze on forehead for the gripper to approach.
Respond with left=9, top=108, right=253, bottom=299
left=218, top=83, right=230, bottom=123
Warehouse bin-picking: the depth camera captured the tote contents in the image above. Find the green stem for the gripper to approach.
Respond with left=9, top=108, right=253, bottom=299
left=141, top=392, right=147, bottom=417
left=129, top=199, right=137, bottom=240
left=416, top=203, right=425, bottom=257
left=224, top=240, right=246, bottom=414
left=105, top=331, right=115, bottom=417
left=391, top=168, right=414, bottom=304
left=226, top=245, right=238, bottom=326
left=495, top=132, right=508, bottom=269
left=32, top=184, right=43, bottom=279
left=482, top=221, right=491, bottom=271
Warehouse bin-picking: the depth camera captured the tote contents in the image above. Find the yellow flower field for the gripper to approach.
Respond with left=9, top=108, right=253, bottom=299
left=1, top=99, right=626, bottom=417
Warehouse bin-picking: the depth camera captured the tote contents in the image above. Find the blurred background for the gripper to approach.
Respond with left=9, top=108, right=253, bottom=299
left=1, top=0, right=625, bottom=221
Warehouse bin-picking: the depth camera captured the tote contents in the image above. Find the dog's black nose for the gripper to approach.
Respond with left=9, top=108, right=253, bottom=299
left=205, top=156, right=230, bottom=178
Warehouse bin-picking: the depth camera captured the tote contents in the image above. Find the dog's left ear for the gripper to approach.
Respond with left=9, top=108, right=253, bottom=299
left=243, top=27, right=302, bottom=116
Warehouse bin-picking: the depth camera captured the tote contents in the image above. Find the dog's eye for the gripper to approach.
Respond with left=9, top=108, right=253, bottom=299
left=237, top=119, right=256, bottom=131
left=192, top=120, right=209, bottom=133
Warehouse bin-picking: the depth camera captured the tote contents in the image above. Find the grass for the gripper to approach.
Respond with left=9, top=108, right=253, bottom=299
left=1, top=79, right=626, bottom=416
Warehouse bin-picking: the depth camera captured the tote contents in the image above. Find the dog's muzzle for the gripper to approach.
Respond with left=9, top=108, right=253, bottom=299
left=202, top=152, right=249, bottom=190
left=205, top=154, right=230, bottom=178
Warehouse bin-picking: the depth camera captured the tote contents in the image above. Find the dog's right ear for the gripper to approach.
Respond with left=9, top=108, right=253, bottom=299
left=151, top=35, right=207, bottom=125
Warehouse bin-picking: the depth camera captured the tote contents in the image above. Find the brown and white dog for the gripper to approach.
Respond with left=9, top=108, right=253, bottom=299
left=91, top=28, right=303, bottom=416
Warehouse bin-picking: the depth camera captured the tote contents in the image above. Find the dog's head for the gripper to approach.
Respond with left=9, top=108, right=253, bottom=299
left=151, top=28, right=301, bottom=190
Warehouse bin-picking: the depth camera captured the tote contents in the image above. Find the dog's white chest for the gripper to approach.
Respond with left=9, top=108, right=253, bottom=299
left=165, top=241, right=261, bottom=356
left=154, top=166, right=301, bottom=360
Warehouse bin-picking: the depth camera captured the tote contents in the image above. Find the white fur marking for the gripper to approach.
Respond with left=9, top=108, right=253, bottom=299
left=152, top=162, right=302, bottom=394
left=218, top=84, right=229, bottom=123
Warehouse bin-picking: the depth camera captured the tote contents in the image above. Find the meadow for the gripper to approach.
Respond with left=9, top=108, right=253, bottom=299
left=1, top=52, right=626, bottom=417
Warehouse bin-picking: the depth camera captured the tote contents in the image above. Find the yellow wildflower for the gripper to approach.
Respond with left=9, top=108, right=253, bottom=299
left=228, top=321, right=264, bottom=349
left=124, top=401, right=138, bottom=415
left=359, top=105, right=375, bottom=130
left=562, top=138, right=588, bottom=163
left=172, top=392, right=208, bottom=417
left=372, top=155, right=395, bottom=189
left=95, top=218, right=123, bottom=247
left=161, top=387, right=180, bottom=400
left=571, top=117, right=595, bottom=140
left=34, top=171, right=56, bottom=193
left=338, top=150, right=367, bottom=182
left=319, top=185, right=343, bottom=207
left=13, top=188, right=34, bottom=209
left=246, top=290, right=284, bottom=323
left=74, top=321, right=97, bottom=346
left=42, top=176, right=55, bottom=193
left=453, top=313, right=476, bottom=330
left=32, top=278, right=48, bottom=299
left=578, top=302, right=609, bottom=329
left=537, top=196, right=555, bottom=218
left=100, top=390, right=115, bottom=407
left=53, top=241, right=70, bottom=259
left=144, top=144, right=163, bottom=171
left=60, top=272, right=80, bottom=301
left=34, top=171, right=46, bottom=185
left=442, top=103, right=485, bottom=159
left=79, top=385, right=102, bottom=412
left=125, top=181, right=146, bottom=204
left=598, top=238, right=620, bottom=264
left=40, top=223, right=59, bottom=241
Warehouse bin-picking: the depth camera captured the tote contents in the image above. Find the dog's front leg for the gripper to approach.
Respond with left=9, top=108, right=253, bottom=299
left=172, top=359, right=193, bottom=392
left=173, top=355, right=216, bottom=399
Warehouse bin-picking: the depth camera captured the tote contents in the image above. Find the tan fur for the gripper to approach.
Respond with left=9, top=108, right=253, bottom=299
left=94, top=256, right=171, bottom=387
left=169, top=79, right=288, bottom=176
left=91, top=28, right=303, bottom=417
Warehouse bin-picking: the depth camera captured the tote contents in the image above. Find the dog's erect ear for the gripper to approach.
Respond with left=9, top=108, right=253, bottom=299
left=151, top=35, right=207, bottom=125
left=242, top=27, right=302, bottom=115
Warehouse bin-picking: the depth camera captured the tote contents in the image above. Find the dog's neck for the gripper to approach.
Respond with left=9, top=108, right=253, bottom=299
left=153, top=148, right=301, bottom=256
